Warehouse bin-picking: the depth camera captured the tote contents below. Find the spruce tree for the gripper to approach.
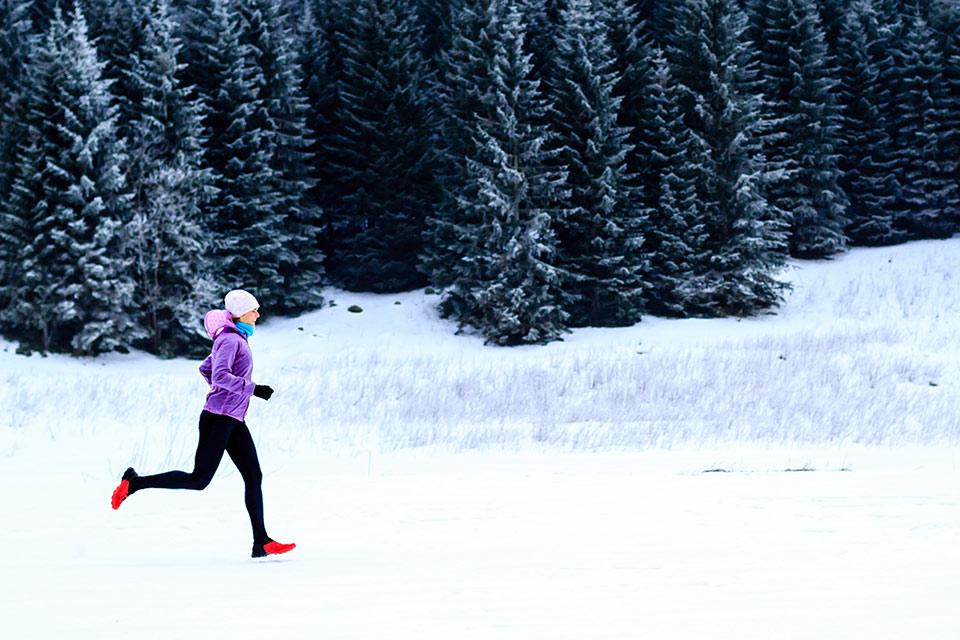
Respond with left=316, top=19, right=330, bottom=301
left=201, top=0, right=291, bottom=305
left=643, top=50, right=710, bottom=317
left=933, top=0, right=960, bottom=228
left=600, top=0, right=661, bottom=215
left=0, top=0, right=35, bottom=205
left=816, top=0, right=849, bottom=52
left=887, top=9, right=957, bottom=238
left=749, top=0, right=848, bottom=258
left=546, top=0, right=648, bottom=327
left=296, top=0, right=343, bottom=262
left=835, top=0, right=902, bottom=245
left=1, top=7, right=139, bottom=354
left=83, top=0, right=147, bottom=142
left=667, top=0, right=790, bottom=316
left=520, top=0, right=563, bottom=81
left=124, top=0, right=220, bottom=356
left=325, top=0, right=434, bottom=292
left=441, top=1, right=571, bottom=345
left=421, top=0, right=502, bottom=288
left=237, top=0, right=324, bottom=310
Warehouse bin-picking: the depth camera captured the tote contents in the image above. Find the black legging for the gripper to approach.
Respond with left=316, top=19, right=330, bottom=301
left=130, top=410, right=269, bottom=545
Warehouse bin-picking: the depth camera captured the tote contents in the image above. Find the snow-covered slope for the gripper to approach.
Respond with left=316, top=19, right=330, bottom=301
left=2, top=239, right=959, bottom=639
left=2, top=238, right=957, bottom=456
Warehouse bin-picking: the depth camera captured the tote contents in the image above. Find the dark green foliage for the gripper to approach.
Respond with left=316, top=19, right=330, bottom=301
left=642, top=51, right=710, bottom=317
left=421, top=0, right=501, bottom=288
left=123, top=0, right=221, bottom=356
left=439, top=1, right=571, bottom=345
left=547, top=0, right=648, bottom=327
left=887, top=9, right=957, bottom=238
left=200, top=0, right=292, bottom=304
left=667, top=0, right=790, bottom=315
left=835, top=0, right=903, bottom=245
left=748, top=0, right=848, bottom=258
left=325, top=0, right=434, bottom=292
left=238, top=0, right=324, bottom=311
left=1, top=7, right=140, bottom=354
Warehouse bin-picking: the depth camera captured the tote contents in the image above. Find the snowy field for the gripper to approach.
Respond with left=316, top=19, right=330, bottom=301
left=1, top=238, right=959, bottom=638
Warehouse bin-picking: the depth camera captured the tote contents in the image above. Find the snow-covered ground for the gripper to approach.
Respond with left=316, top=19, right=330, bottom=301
left=1, top=238, right=959, bottom=638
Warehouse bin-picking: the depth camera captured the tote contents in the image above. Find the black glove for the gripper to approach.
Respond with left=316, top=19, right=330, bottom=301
left=253, top=385, right=274, bottom=401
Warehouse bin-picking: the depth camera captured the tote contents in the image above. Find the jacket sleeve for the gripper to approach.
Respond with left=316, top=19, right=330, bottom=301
left=199, top=355, right=213, bottom=385
left=210, top=337, right=255, bottom=398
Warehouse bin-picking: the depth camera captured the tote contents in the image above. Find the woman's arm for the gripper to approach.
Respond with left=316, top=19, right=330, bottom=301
left=199, top=355, right=213, bottom=385
left=209, top=338, right=255, bottom=397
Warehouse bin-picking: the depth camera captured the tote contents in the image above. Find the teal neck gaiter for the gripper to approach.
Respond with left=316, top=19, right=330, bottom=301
left=235, top=321, right=255, bottom=339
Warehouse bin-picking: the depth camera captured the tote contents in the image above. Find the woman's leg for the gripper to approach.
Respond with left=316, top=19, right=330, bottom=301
left=225, top=423, right=269, bottom=545
left=130, top=411, right=232, bottom=493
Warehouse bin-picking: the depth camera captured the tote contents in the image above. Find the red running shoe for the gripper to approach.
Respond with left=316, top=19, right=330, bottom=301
left=252, top=540, right=297, bottom=558
left=111, top=468, right=138, bottom=510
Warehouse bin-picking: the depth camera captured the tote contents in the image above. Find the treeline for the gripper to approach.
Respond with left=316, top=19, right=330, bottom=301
left=0, top=0, right=956, bottom=355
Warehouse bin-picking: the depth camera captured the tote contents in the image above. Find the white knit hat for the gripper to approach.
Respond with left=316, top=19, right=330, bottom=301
left=224, top=289, right=259, bottom=318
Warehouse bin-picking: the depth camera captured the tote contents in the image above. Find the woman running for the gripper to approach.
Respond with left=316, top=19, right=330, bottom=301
left=111, top=289, right=295, bottom=559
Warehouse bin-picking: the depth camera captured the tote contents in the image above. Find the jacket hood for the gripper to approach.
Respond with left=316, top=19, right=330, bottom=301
left=203, top=309, right=237, bottom=340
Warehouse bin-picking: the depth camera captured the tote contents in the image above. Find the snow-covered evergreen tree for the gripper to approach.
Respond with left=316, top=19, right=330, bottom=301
left=237, top=0, right=324, bottom=311
left=667, top=0, right=790, bottom=316
left=933, top=0, right=960, bottom=229
left=325, top=0, right=435, bottom=292
left=600, top=0, right=661, bottom=214
left=519, top=0, right=563, bottom=81
left=0, top=7, right=140, bottom=354
left=546, top=0, right=648, bottom=327
left=421, top=0, right=502, bottom=288
left=440, top=1, right=571, bottom=345
left=816, top=0, right=849, bottom=52
left=83, top=0, right=147, bottom=141
left=886, top=8, right=957, bottom=238
left=296, top=1, right=334, bottom=204
left=0, top=0, right=35, bottom=207
left=123, top=0, right=220, bottom=355
left=835, top=0, right=902, bottom=245
left=200, top=0, right=292, bottom=305
left=634, top=0, right=682, bottom=48
left=748, top=0, right=848, bottom=258
left=643, top=50, right=710, bottom=317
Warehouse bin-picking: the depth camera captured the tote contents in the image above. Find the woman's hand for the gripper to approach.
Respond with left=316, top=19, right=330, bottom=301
left=253, top=385, right=274, bottom=401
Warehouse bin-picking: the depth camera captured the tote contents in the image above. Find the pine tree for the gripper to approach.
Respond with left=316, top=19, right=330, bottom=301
left=0, top=0, right=35, bottom=205
left=644, top=49, right=710, bottom=316
left=0, top=0, right=36, bottom=314
left=887, top=9, right=957, bottom=238
left=176, top=0, right=218, bottom=98
left=835, top=0, right=902, bottom=245
left=237, top=0, right=324, bottom=311
left=123, top=0, right=220, bottom=356
left=325, top=0, right=434, bottom=292
left=1, top=7, right=139, bottom=354
left=749, top=0, right=848, bottom=258
left=416, top=0, right=454, bottom=61
left=600, top=0, right=661, bottom=215
left=440, top=1, right=570, bottom=345
left=520, top=0, right=563, bottom=81
left=546, top=0, right=648, bottom=327
left=296, top=1, right=334, bottom=203
left=635, top=0, right=682, bottom=48
left=83, top=0, right=147, bottom=142
left=421, top=0, right=502, bottom=288
left=933, top=0, right=960, bottom=229
left=200, top=0, right=292, bottom=305
left=667, top=0, right=790, bottom=315
left=816, top=0, right=849, bottom=52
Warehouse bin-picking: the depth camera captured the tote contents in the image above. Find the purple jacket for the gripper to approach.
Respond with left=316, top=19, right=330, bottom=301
left=199, top=310, right=255, bottom=422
